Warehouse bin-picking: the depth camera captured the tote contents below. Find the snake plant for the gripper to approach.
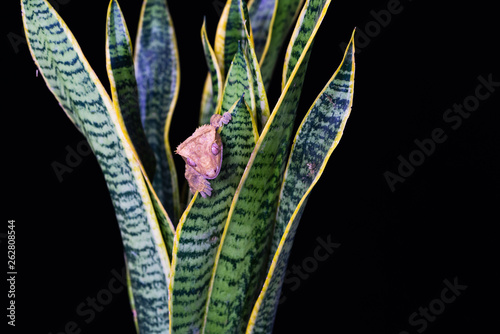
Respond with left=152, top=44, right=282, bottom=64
left=21, top=0, right=355, bottom=333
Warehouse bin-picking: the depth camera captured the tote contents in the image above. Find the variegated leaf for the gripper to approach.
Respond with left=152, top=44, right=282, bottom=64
left=242, top=23, right=271, bottom=130
left=199, top=19, right=224, bottom=125
left=282, top=0, right=331, bottom=89
left=106, top=0, right=156, bottom=180
left=214, top=0, right=253, bottom=78
left=169, top=97, right=258, bottom=333
left=201, top=0, right=254, bottom=124
left=247, top=0, right=277, bottom=60
left=135, top=0, right=181, bottom=222
left=247, top=30, right=355, bottom=334
left=21, top=0, right=171, bottom=332
left=259, top=0, right=303, bottom=88
left=204, top=2, right=331, bottom=332
left=221, top=42, right=256, bottom=119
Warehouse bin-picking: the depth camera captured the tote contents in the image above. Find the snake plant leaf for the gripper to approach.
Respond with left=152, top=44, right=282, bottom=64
left=124, top=253, right=140, bottom=333
left=247, top=0, right=277, bottom=60
left=199, top=19, right=224, bottom=125
left=214, top=0, right=253, bottom=78
left=242, top=24, right=271, bottom=130
left=107, top=0, right=176, bottom=254
left=247, top=30, right=355, bottom=334
left=21, top=0, right=171, bottom=332
left=106, top=0, right=156, bottom=181
left=135, top=0, right=181, bottom=222
left=204, top=2, right=330, bottom=331
left=282, top=0, right=331, bottom=89
left=258, top=0, right=303, bottom=88
left=200, top=0, right=253, bottom=125
left=144, top=171, right=176, bottom=259
left=221, top=42, right=256, bottom=119
left=200, top=76, right=215, bottom=126
left=169, top=97, right=258, bottom=334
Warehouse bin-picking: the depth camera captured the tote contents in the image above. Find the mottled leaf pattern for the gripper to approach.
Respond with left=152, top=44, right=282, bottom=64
left=248, top=0, right=277, bottom=60
left=22, top=0, right=356, bottom=332
left=203, top=0, right=271, bottom=132
left=199, top=19, right=224, bottom=125
left=221, top=43, right=256, bottom=118
left=259, top=0, right=303, bottom=88
left=135, top=0, right=181, bottom=222
left=204, top=2, right=330, bottom=331
left=247, top=31, right=355, bottom=334
left=145, top=172, right=176, bottom=259
left=124, top=253, right=140, bottom=333
left=283, top=0, right=331, bottom=88
left=214, top=0, right=253, bottom=78
left=21, top=1, right=171, bottom=333
left=170, top=97, right=258, bottom=334
left=201, top=0, right=254, bottom=122
left=106, top=0, right=156, bottom=180
left=242, top=26, right=271, bottom=130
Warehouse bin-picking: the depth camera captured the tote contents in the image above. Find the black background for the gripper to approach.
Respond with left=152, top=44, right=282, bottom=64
left=4, top=0, right=499, bottom=333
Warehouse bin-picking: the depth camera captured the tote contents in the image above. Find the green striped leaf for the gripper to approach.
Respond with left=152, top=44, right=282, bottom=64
left=282, top=0, right=331, bottom=89
left=200, top=77, right=215, bottom=127
left=135, top=0, right=181, bottom=222
left=204, top=2, right=330, bottom=332
left=145, top=174, right=176, bottom=259
left=202, top=0, right=268, bottom=129
left=248, top=0, right=277, bottom=60
left=221, top=43, right=256, bottom=118
left=125, top=254, right=140, bottom=333
left=214, top=0, right=253, bottom=78
left=259, top=0, right=303, bottom=88
left=199, top=19, right=224, bottom=125
left=106, top=0, right=156, bottom=183
left=242, top=25, right=271, bottom=130
left=247, top=30, right=355, bottom=334
left=170, top=97, right=258, bottom=333
left=21, top=1, right=171, bottom=332
left=107, top=1, right=175, bottom=321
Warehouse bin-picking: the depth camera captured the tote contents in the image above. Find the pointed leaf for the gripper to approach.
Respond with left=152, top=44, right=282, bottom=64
left=204, top=2, right=330, bottom=332
left=247, top=30, right=355, bottom=334
left=21, top=1, right=171, bottom=332
left=221, top=43, right=256, bottom=118
left=199, top=19, right=224, bottom=125
left=201, top=0, right=255, bottom=125
left=135, top=0, right=181, bottom=222
left=124, top=253, right=140, bottom=333
left=145, top=172, right=176, bottom=259
left=248, top=0, right=277, bottom=60
left=282, top=0, right=331, bottom=89
left=214, top=0, right=253, bottom=78
left=241, top=22, right=271, bottom=130
left=169, top=97, right=258, bottom=333
left=106, top=0, right=156, bottom=182
left=259, top=0, right=303, bottom=88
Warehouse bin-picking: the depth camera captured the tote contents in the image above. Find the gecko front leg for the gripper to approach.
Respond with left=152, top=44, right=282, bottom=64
left=210, top=112, right=232, bottom=129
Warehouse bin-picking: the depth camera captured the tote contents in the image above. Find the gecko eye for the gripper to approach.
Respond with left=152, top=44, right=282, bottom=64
left=186, top=157, right=197, bottom=167
left=211, top=143, right=220, bottom=155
